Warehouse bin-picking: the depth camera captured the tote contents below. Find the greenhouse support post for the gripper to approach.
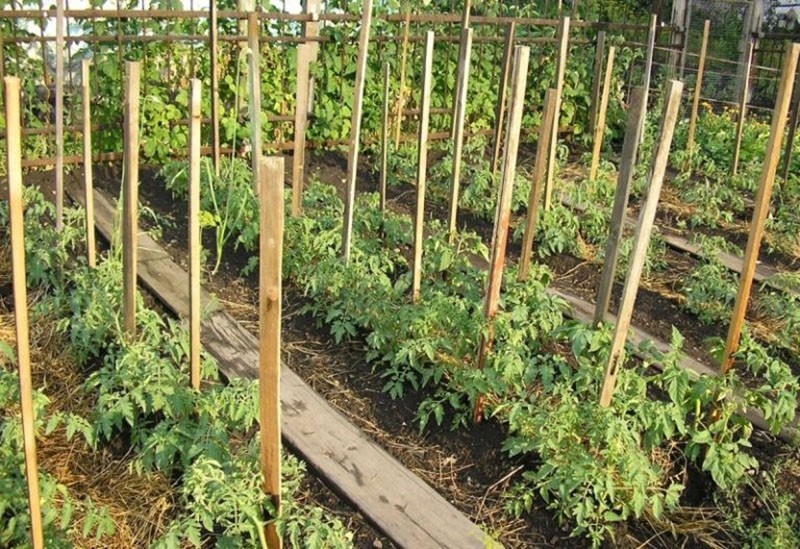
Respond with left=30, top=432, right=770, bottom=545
left=6, top=75, right=45, bottom=549
left=447, top=27, right=474, bottom=241
left=55, top=0, right=65, bottom=231
left=412, top=31, right=434, bottom=305
left=544, top=16, right=570, bottom=212
left=82, top=60, right=97, bottom=268
left=189, top=79, right=202, bottom=392
left=733, top=41, right=754, bottom=177
left=292, top=43, right=312, bottom=217
left=588, top=30, right=606, bottom=136
left=593, top=87, right=647, bottom=326
left=394, top=6, right=411, bottom=149
left=248, top=13, right=263, bottom=192
left=599, top=79, right=683, bottom=408
left=518, top=88, right=557, bottom=282
left=589, top=46, right=616, bottom=182
left=491, top=21, right=516, bottom=176
left=721, top=43, right=800, bottom=374
left=258, top=156, right=285, bottom=549
left=123, top=62, right=141, bottom=339
left=685, top=19, right=710, bottom=164
left=380, top=62, right=390, bottom=215
left=341, top=0, right=374, bottom=263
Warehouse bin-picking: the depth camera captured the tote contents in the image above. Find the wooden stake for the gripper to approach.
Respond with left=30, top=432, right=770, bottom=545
left=258, top=156, right=284, bottom=549
left=447, top=27, right=473, bottom=241
left=341, top=0, right=374, bottom=263
left=412, top=31, right=435, bottom=305
left=476, top=45, right=530, bottom=382
left=686, top=19, right=710, bottom=160
left=380, top=62, right=390, bottom=215
left=210, top=0, right=221, bottom=176
left=588, top=30, right=606, bottom=136
left=122, top=62, right=141, bottom=338
left=518, top=88, right=557, bottom=282
left=394, top=5, right=411, bottom=149
left=593, top=87, right=647, bottom=325
left=720, top=44, right=800, bottom=374
left=5, top=76, right=45, bottom=549
left=544, top=16, right=570, bottom=211
left=491, top=22, right=516, bottom=175
left=639, top=14, right=657, bottom=144
left=55, top=0, right=65, bottom=230
left=248, top=13, right=262, bottom=191
left=292, top=44, right=312, bottom=217
left=189, top=79, right=202, bottom=391
left=449, top=1, right=472, bottom=141
left=781, top=61, right=800, bottom=180
left=599, top=79, right=683, bottom=408
left=589, top=46, right=616, bottom=181
left=81, top=60, right=96, bottom=268
left=733, top=41, right=754, bottom=177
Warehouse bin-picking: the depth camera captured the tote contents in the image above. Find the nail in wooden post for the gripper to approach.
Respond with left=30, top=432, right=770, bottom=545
left=412, top=31, right=435, bottom=305
left=189, top=79, right=202, bottom=391
left=258, top=156, right=284, bottom=549
left=781, top=61, right=800, bottom=180
left=81, top=60, right=96, bottom=268
left=544, top=16, right=570, bottom=211
left=491, top=22, right=516, bottom=175
left=732, top=41, right=754, bottom=176
left=588, top=31, right=606, bottom=136
left=686, top=20, right=710, bottom=160
left=393, top=5, right=411, bottom=149
left=593, top=87, right=647, bottom=325
left=720, top=43, right=800, bottom=374
left=589, top=46, right=616, bottom=181
left=475, top=46, right=531, bottom=418
left=55, top=0, right=65, bottom=230
left=447, top=27, right=473, bottom=241
left=292, top=44, right=312, bottom=217
left=639, top=14, right=658, bottom=144
left=5, top=76, right=45, bottom=549
left=518, top=88, right=557, bottom=282
left=380, top=62, right=390, bottom=214
left=341, top=0, right=374, bottom=263
left=599, top=80, right=684, bottom=408
left=123, top=62, right=141, bottom=338
left=248, top=13, right=262, bottom=192
left=210, top=0, right=221, bottom=176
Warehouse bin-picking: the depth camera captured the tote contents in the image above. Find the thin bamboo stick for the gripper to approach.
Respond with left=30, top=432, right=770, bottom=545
left=81, top=60, right=96, bottom=268
left=447, top=27, right=474, bottom=241
left=123, top=62, right=141, bottom=338
left=589, top=46, right=616, bottom=181
left=189, top=79, right=202, bottom=391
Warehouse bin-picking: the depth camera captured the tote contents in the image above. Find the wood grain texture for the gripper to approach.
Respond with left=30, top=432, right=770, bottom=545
left=123, top=61, right=141, bottom=338
left=589, top=46, right=616, bottom=181
left=447, top=27, right=473, bottom=240
left=189, top=79, right=202, bottom=391
left=81, top=59, right=96, bottom=267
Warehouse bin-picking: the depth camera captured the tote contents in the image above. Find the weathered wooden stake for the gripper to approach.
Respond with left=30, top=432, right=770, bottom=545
left=380, top=62, right=390, bottom=214
left=210, top=0, right=221, bottom=176
left=593, top=87, right=647, bottom=325
left=449, top=1, right=471, bottom=141
left=81, top=60, right=96, bottom=268
left=341, top=0, right=374, bottom=263
left=686, top=19, right=710, bottom=160
left=248, top=13, right=263, bottom=191
left=258, top=156, right=284, bottom=549
left=720, top=44, right=800, bottom=374
left=447, top=27, right=474, bottom=241
left=189, top=79, right=202, bottom=391
left=733, top=41, right=754, bottom=177
left=588, top=30, right=606, bottom=136
left=599, top=81, right=683, bottom=407
left=394, top=5, right=411, bottom=149
left=292, top=44, right=312, bottom=217
left=412, top=31, right=435, bottom=304
left=518, top=88, right=557, bottom=282
left=123, top=62, right=141, bottom=338
left=589, top=46, right=616, bottom=181
left=491, top=21, right=516, bottom=175
left=639, top=14, right=658, bottom=144
left=55, top=0, right=65, bottom=230
left=544, top=16, right=570, bottom=211
left=6, top=76, right=45, bottom=549
left=475, top=46, right=531, bottom=420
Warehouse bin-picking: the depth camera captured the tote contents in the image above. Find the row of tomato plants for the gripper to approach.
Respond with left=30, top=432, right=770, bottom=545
left=0, top=187, right=354, bottom=548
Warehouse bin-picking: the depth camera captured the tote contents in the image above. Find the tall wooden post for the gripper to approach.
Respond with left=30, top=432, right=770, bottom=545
left=258, top=156, right=285, bottom=549
left=667, top=0, right=687, bottom=77
left=588, top=30, right=606, bottom=136
left=380, top=62, right=390, bottom=214
left=781, top=66, right=800, bottom=180
left=686, top=20, right=710, bottom=159
left=639, top=14, right=658, bottom=144
left=589, top=46, right=616, bottom=181
left=679, top=0, right=693, bottom=80
left=55, top=0, right=65, bottom=231
left=593, top=87, right=647, bottom=325
left=189, top=79, right=202, bottom=391
left=447, top=27, right=474, bottom=241
left=599, top=80, right=684, bottom=407
left=248, top=13, right=263, bottom=191
left=518, top=89, right=557, bottom=281
left=341, top=0, right=374, bottom=263
left=449, top=0, right=472, bottom=141
left=210, top=0, right=221, bottom=175
left=122, top=62, right=141, bottom=338
left=412, top=32, right=435, bottom=305
left=733, top=41, right=754, bottom=177
left=292, top=44, right=312, bottom=217
left=5, top=76, right=45, bottom=549
left=720, top=44, right=800, bottom=374
left=81, top=60, right=96, bottom=268
left=491, top=22, right=516, bottom=175
left=735, top=0, right=764, bottom=108
left=544, top=16, right=570, bottom=211
left=475, top=46, right=530, bottom=421
left=394, top=5, right=411, bottom=149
